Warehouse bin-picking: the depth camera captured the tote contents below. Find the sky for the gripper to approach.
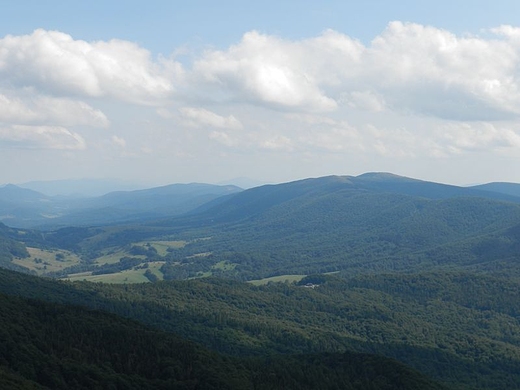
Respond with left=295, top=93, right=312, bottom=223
left=2, top=0, right=520, bottom=187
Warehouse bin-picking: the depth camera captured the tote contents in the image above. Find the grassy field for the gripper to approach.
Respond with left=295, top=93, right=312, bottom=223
left=94, top=248, right=146, bottom=265
left=66, top=261, right=165, bottom=284
left=248, top=274, right=306, bottom=286
left=212, top=260, right=237, bottom=271
left=93, top=240, right=186, bottom=265
left=138, top=240, right=187, bottom=256
left=12, top=247, right=81, bottom=275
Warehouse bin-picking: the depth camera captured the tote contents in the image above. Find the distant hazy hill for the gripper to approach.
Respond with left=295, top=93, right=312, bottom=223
left=147, top=173, right=520, bottom=278
left=0, top=185, right=56, bottom=228
left=0, top=183, right=242, bottom=229
left=177, top=173, right=520, bottom=225
left=48, top=183, right=243, bottom=227
left=0, top=184, right=50, bottom=202
left=469, top=182, right=520, bottom=198
left=217, top=176, right=268, bottom=189
left=18, top=178, right=147, bottom=197
left=7, top=172, right=520, bottom=280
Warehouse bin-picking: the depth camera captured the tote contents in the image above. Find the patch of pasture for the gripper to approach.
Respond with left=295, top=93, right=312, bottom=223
left=248, top=274, right=306, bottom=286
left=212, top=261, right=237, bottom=271
left=94, top=248, right=146, bottom=265
left=66, top=261, right=165, bottom=284
left=13, top=247, right=81, bottom=275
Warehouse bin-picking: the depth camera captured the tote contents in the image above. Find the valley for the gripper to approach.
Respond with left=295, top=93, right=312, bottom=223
left=1, top=173, right=520, bottom=389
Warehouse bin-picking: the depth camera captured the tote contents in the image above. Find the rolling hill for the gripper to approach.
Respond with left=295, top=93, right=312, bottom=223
left=469, top=182, right=520, bottom=198
left=3, top=173, right=520, bottom=389
left=0, top=267, right=515, bottom=389
left=7, top=173, right=520, bottom=281
left=137, top=174, right=520, bottom=279
left=0, top=183, right=242, bottom=229
left=0, top=268, right=447, bottom=390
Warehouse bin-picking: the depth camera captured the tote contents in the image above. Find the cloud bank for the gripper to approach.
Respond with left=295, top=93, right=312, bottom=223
left=2, top=22, right=520, bottom=184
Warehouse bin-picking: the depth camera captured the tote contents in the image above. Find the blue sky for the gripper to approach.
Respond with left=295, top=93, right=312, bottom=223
left=2, top=1, right=520, bottom=187
left=6, top=1, right=520, bottom=52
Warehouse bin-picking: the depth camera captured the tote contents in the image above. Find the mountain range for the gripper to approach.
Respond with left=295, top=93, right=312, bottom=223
left=2, top=172, right=520, bottom=388
left=0, top=182, right=242, bottom=229
left=3, top=172, right=520, bottom=230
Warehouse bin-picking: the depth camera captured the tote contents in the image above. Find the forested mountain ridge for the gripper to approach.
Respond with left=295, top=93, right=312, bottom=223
left=143, top=175, right=520, bottom=279
left=0, top=223, right=29, bottom=272
left=469, top=181, right=520, bottom=198
left=0, top=269, right=448, bottom=389
left=0, top=267, right=517, bottom=389
left=3, top=173, right=520, bottom=389
left=0, top=183, right=242, bottom=229
left=6, top=173, right=520, bottom=281
left=175, top=173, right=520, bottom=226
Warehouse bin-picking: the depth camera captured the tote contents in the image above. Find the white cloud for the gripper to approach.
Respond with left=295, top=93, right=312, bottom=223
left=299, top=123, right=363, bottom=152
left=0, top=29, right=179, bottom=104
left=0, top=93, right=109, bottom=127
left=258, top=135, right=293, bottom=151
left=5, top=24, right=520, bottom=184
left=192, top=31, right=342, bottom=111
left=179, top=107, right=243, bottom=129
left=438, top=123, right=520, bottom=153
left=187, top=24, right=520, bottom=120
left=111, top=135, right=126, bottom=148
left=366, top=125, right=422, bottom=157
left=0, top=125, right=86, bottom=150
left=364, top=22, right=520, bottom=120
left=209, top=130, right=240, bottom=147
left=340, top=90, right=386, bottom=112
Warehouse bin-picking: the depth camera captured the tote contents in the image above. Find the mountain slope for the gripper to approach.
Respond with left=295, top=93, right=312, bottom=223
left=469, top=182, right=520, bottom=198
left=22, top=173, right=520, bottom=280
left=0, top=183, right=242, bottom=229
left=0, top=267, right=516, bottom=389
left=144, top=175, right=520, bottom=279
left=0, top=270, right=447, bottom=390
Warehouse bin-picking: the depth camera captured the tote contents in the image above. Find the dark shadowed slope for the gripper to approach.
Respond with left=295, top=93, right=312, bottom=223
left=0, top=269, right=448, bottom=390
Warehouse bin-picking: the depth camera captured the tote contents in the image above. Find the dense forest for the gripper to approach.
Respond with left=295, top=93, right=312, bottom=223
left=2, top=173, right=520, bottom=389
left=0, top=268, right=518, bottom=389
left=0, top=283, right=448, bottom=389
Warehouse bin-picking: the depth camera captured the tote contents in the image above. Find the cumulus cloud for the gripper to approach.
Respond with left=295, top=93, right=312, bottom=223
left=192, top=31, right=342, bottom=111
left=111, top=135, right=126, bottom=148
left=179, top=107, right=243, bottom=129
left=299, top=123, right=363, bottom=152
left=187, top=23, right=520, bottom=121
left=0, top=94, right=109, bottom=127
left=209, top=130, right=240, bottom=147
left=438, top=123, right=520, bottom=153
left=5, top=23, right=520, bottom=173
left=365, top=22, right=520, bottom=120
left=258, top=135, right=293, bottom=151
left=0, top=125, right=86, bottom=150
left=4, top=25, right=520, bottom=122
left=0, top=29, right=179, bottom=104
left=340, top=90, right=386, bottom=112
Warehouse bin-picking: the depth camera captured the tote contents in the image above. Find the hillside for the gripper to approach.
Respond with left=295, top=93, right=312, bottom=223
left=0, top=267, right=517, bottom=389
left=0, top=271, right=447, bottom=390
left=0, top=223, right=30, bottom=272
left=143, top=174, right=520, bottom=280
left=0, top=183, right=242, bottom=229
left=6, top=173, right=520, bottom=281
left=469, top=182, right=520, bottom=198
left=3, top=170, right=520, bottom=389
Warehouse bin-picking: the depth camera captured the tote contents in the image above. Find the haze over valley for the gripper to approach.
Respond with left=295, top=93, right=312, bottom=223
left=0, top=173, right=520, bottom=388
left=3, top=1, right=520, bottom=388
